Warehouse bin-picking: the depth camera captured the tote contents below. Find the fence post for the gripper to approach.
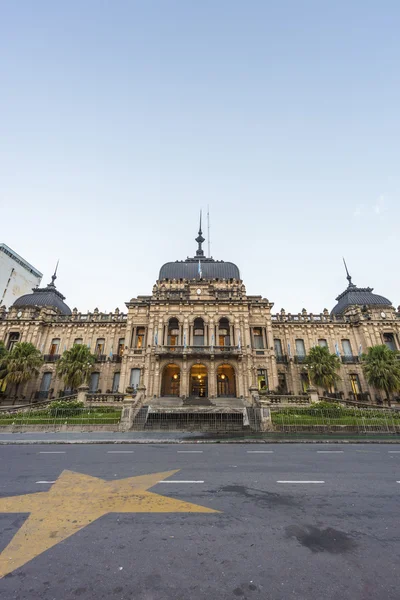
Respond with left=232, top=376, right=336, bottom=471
left=77, top=385, right=89, bottom=405
left=308, top=387, right=320, bottom=404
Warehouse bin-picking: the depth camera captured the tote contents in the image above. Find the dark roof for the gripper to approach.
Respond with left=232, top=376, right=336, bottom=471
left=13, top=273, right=71, bottom=315
left=331, top=274, right=392, bottom=316
left=159, top=259, right=240, bottom=281
left=159, top=216, right=241, bottom=281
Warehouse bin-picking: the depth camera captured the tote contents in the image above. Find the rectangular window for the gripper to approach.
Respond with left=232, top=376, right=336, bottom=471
left=74, top=338, right=83, bottom=345
left=278, top=373, right=287, bottom=394
left=117, top=338, right=125, bottom=356
left=274, top=339, right=283, bottom=356
left=350, top=374, right=361, bottom=394
left=257, top=369, right=268, bottom=392
left=40, top=372, right=52, bottom=392
left=130, top=368, right=141, bottom=389
left=112, top=372, right=120, bottom=393
left=300, top=372, right=309, bottom=393
left=383, top=333, right=397, bottom=352
left=7, top=332, right=20, bottom=351
left=89, top=372, right=100, bottom=393
left=135, top=328, right=145, bottom=348
left=95, top=338, right=105, bottom=356
left=318, top=339, right=328, bottom=348
left=342, top=339, right=353, bottom=356
left=193, top=330, right=204, bottom=345
left=49, top=338, right=60, bottom=355
left=295, top=339, right=306, bottom=357
left=253, top=328, right=264, bottom=349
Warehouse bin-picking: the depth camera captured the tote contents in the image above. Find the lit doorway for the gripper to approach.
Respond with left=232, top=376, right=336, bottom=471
left=217, top=364, right=236, bottom=397
left=190, top=364, right=208, bottom=397
left=161, top=364, right=181, bottom=396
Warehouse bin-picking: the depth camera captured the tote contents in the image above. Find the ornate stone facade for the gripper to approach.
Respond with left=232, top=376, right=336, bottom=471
left=1, top=229, right=399, bottom=404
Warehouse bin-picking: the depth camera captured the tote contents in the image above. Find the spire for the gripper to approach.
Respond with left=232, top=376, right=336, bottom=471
left=195, top=210, right=205, bottom=257
left=342, top=257, right=355, bottom=288
left=49, top=260, right=59, bottom=287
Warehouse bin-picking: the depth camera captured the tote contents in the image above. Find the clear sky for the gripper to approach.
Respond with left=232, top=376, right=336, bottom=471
left=1, top=1, right=399, bottom=314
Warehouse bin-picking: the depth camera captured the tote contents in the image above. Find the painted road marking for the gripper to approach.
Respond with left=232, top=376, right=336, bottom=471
left=277, top=480, right=325, bottom=484
left=39, top=451, right=66, bottom=454
left=388, top=451, right=400, bottom=453
left=36, top=481, right=56, bottom=484
left=356, top=450, right=380, bottom=453
left=158, top=480, right=205, bottom=484
left=107, top=451, right=134, bottom=454
left=247, top=451, right=274, bottom=453
left=177, top=451, right=203, bottom=453
left=317, top=450, right=344, bottom=453
left=0, top=469, right=217, bottom=578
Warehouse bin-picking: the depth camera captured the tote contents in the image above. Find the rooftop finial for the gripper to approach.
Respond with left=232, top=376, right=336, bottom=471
left=195, top=210, right=205, bottom=257
left=49, top=259, right=59, bottom=286
left=343, top=257, right=354, bottom=287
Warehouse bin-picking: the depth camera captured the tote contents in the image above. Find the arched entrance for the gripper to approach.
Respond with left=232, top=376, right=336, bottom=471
left=190, top=364, right=208, bottom=397
left=217, top=364, right=236, bottom=397
left=161, top=363, right=181, bottom=396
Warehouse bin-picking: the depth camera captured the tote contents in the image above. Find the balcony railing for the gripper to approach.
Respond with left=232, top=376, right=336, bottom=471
left=294, top=355, right=307, bottom=364
left=44, top=354, right=60, bottom=362
left=276, top=354, right=288, bottom=364
left=341, top=355, right=359, bottom=364
left=94, top=354, right=107, bottom=363
left=111, top=354, right=122, bottom=363
left=154, top=345, right=241, bottom=356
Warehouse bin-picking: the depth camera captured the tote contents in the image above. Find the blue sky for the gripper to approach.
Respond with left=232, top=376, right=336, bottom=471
left=1, top=1, right=399, bottom=313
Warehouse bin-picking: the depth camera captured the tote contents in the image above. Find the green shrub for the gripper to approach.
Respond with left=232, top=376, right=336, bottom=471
left=48, top=400, right=84, bottom=417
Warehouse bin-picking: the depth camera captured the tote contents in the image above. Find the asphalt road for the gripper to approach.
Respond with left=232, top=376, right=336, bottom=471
left=1, top=443, right=400, bottom=600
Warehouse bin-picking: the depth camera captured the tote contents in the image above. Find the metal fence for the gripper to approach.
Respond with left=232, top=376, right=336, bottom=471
left=130, top=406, right=249, bottom=432
left=0, top=407, right=122, bottom=431
left=271, top=405, right=400, bottom=434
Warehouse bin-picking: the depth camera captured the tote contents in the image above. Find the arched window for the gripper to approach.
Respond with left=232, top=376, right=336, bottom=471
left=168, top=318, right=180, bottom=347
left=218, top=318, right=230, bottom=347
left=74, top=338, right=83, bottom=346
left=193, top=318, right=204, bottom=346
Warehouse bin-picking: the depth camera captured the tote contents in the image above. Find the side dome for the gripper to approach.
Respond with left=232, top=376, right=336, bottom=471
left=13, top=272, right=71, bottom=316
left=331, top=269, right=391, bottom=316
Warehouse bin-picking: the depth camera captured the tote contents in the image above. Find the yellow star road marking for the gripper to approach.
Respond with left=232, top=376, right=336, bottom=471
left=0, top=469, right=218, bottom=578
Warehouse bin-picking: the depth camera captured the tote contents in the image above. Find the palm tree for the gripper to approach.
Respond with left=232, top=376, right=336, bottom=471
left=304, top=345, right=341, bottom=394
left=2, top=342, right=43, bottom=403
left=0, top=341, right=9, bottom=398
left=56, top=344, right=95, bottom=390
left=361, top=345, right=400, bottom=405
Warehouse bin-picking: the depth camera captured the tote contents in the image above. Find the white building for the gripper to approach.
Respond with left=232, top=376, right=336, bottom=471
left=0, top=243, right=42, bottom=309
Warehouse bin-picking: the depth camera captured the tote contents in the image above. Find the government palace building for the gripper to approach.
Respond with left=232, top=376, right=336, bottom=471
left=1, top=222, right=399, bottom=405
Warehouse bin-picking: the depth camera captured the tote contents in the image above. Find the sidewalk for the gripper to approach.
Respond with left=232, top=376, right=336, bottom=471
left=1, top=431, right=400, bottom=444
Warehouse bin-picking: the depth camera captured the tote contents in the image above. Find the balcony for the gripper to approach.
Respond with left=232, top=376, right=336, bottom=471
left=294, top=355, right=307, bottom=364
left=94, top=354, right=107, bottom=363
left=276, top=354, right=288, bottom=364
left=341, top=355, right=359, bottom=364
left=111, top=354, right=122, bottom=363
left=154, top=345, right=242, bottom=358
left=44, top=354, right=60, bottom=363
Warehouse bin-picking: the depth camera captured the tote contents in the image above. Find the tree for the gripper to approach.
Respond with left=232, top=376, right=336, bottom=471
left=56, top=344, right=95, bottom=390
left=361, top=345, right=400, bottom=405
left=304, top=345, right=341, bottom=393
left=2, top=342, right=43, bottom=403
left=0, top=341, right=9, bottom=396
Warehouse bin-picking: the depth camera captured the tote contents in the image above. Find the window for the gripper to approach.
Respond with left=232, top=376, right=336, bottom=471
left=318, top=339, right=328, bottom=348
left=74, top=338, right=83, bottom=345
left=300, top=372, right=309, bottom=393
left=350, top=374, right=361, bottom=394
left=193, top=318, right=204, bottom=346
left=257, top=369, right=268, bottom=392
left=278, top=373, right=287, bottom=394
left=253, top=328, right=264, bottom=349
left=7, top=332, right=20, bottom=351
left=383, top=333, right=397, bottom=352
left=295, top=339, right=306, bottom=357
left=49, top=338, right=60, bottom=355
left=135, top=328, right=145, bottom=348
left=130, top=368, right=141, bottom=390
left=167, top=318, right=179, bottom=347
left=117, top=338, right=125, bottom=356
left=218, top=318, right=230, bottom=347
left=40, top=372, right=52, bottom=392
left=342, top=339, right=353, bottom=356
left=274, top=339, right=283, bottom=356
left=89, top=372, right=100, bottom=393
left=95, top=338, right=105, bottom=356
left=112, top=372, right=120, bottom=393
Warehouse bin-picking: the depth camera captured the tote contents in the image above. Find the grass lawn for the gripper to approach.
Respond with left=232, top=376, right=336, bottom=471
left=0, top=410, right=122, bottom=426
left=272, top=411, right=400, bottom=427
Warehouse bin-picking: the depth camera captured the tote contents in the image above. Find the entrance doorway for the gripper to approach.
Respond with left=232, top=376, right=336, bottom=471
left=161, top=364, right=181, bottom=396
left=190, top=364, right=208, bottom=397
left=217, top=364, right=236, bottom=397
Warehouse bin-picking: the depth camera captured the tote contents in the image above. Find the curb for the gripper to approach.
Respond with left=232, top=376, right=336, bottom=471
left=1, top=437, right=400, bottom=445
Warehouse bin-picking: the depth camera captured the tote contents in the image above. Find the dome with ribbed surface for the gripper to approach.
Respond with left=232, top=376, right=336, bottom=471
left=13, top=273, right=71, bottom=315
left=331, top=272, right=391, bottom=316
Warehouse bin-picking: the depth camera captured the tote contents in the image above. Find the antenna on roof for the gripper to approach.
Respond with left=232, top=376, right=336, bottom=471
left=50, top=259, right=59, bottom=286
left=342, top=257, right=353, bottom=287
left=207, top=205, right=211, bottom=257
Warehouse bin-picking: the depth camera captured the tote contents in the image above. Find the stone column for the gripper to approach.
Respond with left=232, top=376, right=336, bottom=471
left=77, top=385, right=89, bottom=405
left=209, top=357, right=216, bottom=399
